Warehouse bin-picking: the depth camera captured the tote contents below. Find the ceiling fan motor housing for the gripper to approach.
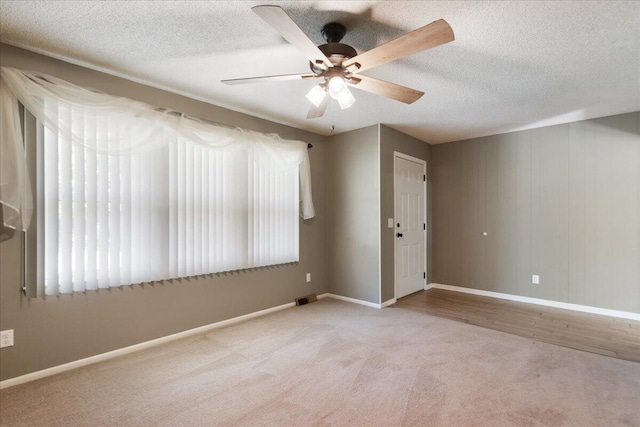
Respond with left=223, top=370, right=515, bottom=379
left=310, top=23, right=357, bottom=73
left=321, top=22, right=347, bottom=43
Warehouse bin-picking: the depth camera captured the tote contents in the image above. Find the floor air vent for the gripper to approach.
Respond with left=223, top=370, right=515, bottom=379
left=295, top=294, right=318, bottom=306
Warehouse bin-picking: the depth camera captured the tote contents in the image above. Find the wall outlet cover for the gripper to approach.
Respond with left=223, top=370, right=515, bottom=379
left=387, top=218, right=394, bottom=228
left=532, top=274, right=540, bottom=285
left=0, top=329, right=14, bottom=348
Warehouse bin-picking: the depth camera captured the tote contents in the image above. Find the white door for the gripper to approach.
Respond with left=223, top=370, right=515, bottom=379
left=395, top=154, right=426, bottom=299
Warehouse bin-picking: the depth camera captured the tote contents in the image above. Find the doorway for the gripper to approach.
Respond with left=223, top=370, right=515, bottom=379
left=394, top=152, right=426, bottom=299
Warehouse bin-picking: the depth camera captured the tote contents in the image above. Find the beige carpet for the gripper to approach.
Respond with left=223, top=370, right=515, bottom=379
left=1, top=298, right=639, bottom=426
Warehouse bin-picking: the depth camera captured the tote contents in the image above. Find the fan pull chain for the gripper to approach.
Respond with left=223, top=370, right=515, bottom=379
left=329, top=98, right=336, bottom=134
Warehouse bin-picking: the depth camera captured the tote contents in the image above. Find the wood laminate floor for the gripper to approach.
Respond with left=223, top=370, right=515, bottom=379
left=396, top=289, right=640, bottom=363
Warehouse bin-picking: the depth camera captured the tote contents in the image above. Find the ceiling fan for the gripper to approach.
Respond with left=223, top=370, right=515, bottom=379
left=222, top=5, right=454, bottom=119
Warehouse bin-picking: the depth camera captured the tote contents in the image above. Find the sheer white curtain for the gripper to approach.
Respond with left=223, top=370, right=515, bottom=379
left=0, top=67, right=313, bottom=295
left=0, top=76, right=32, bottom=230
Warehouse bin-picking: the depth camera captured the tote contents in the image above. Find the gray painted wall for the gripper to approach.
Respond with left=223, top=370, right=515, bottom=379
left=326, top=125, right=380, bottom=304
left=4, top=42, right=637, bottom=383
left=0, top=44, right=328, bottom=381
left=327, top=125, right=432, bottom=304
left=379, top=125, right=431, bottom=302
left=432, top=112, right=640, bottom=313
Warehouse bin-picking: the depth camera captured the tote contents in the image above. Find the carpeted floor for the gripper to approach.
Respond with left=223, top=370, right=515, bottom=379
left=1, top=298, right=639, bottom=426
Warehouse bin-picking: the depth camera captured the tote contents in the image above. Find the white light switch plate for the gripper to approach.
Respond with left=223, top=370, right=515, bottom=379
left=306, top=273, right=311, bottom=283
left=532, top=275, right=540, bottom=285
left=387, top=218, right=394, bottom=228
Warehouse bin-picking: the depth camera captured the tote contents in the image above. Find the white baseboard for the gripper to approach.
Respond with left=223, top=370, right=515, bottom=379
left=381, top=298, right=397, bottom=308
left=324, top=293, right=383, bottom=309
left=324, top=293, right=397, bottom=309
left=0, top=292, right=389, bottom=389
left=427, top=283, right=640, bottom=321
left=0, top=300, right=297, bottom=390
left=4, top=285, right=634, bottom=390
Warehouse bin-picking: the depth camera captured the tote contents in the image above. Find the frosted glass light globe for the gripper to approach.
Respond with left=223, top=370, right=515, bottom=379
left=306, top=85, right=326, bottom=107
left=328, top=77, right=347, bottom=99
left=327, top=77, right=356, bottom=109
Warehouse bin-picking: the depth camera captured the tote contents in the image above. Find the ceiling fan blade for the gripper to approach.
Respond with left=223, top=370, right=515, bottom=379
left=222, top=73, right=317, bottom=85
left=348, top=75, right=424, bottom=104
left=306, top=95, right=329, bottom=119
left=343, top=19, right=454, bottom=73
left=252, top=5, right=333, bottom=69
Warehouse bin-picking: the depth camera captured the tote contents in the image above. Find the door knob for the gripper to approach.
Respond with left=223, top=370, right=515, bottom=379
left=397, top=233, right=403, bottom=238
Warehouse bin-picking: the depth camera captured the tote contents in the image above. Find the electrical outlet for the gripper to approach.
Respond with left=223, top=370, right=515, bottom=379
left=532, top=274, right=540, bottom=285
left=306, top=273, right=311, bottom=283
left=0, top=330, right=14, bottom=348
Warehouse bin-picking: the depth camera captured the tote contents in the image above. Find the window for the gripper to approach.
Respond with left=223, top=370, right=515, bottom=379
left=31, top=122, right=299, bottom=295
left=1, top=67, right=313, bottom=297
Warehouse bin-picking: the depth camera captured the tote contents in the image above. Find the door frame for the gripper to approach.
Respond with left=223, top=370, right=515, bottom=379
left=393, top=151, right=427, bottom=300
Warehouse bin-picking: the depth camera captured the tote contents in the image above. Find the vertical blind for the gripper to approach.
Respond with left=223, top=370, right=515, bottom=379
left=0, top=67, right=312, bottom=296
left=38, top=103, right=300, bottom=295
left=40, top=103, right=169, bottom=294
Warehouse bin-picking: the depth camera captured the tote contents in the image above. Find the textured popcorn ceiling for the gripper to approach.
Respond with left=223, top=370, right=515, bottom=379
left=1, top=1, right=639, bottom=143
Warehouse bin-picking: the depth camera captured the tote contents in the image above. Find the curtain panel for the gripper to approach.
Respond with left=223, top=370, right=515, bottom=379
left=0, top=67, right=314, bottom=295
left=0, top=66, right=315, bottom=231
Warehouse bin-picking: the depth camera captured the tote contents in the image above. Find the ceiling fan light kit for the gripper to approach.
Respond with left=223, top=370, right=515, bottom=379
left=328, top=76, right=346, bottom=98
left=305, top=84, right=327, bottom=108
left=222, top=5, right=455, bottom=119
left=327, top=76, right=356, bottom=109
